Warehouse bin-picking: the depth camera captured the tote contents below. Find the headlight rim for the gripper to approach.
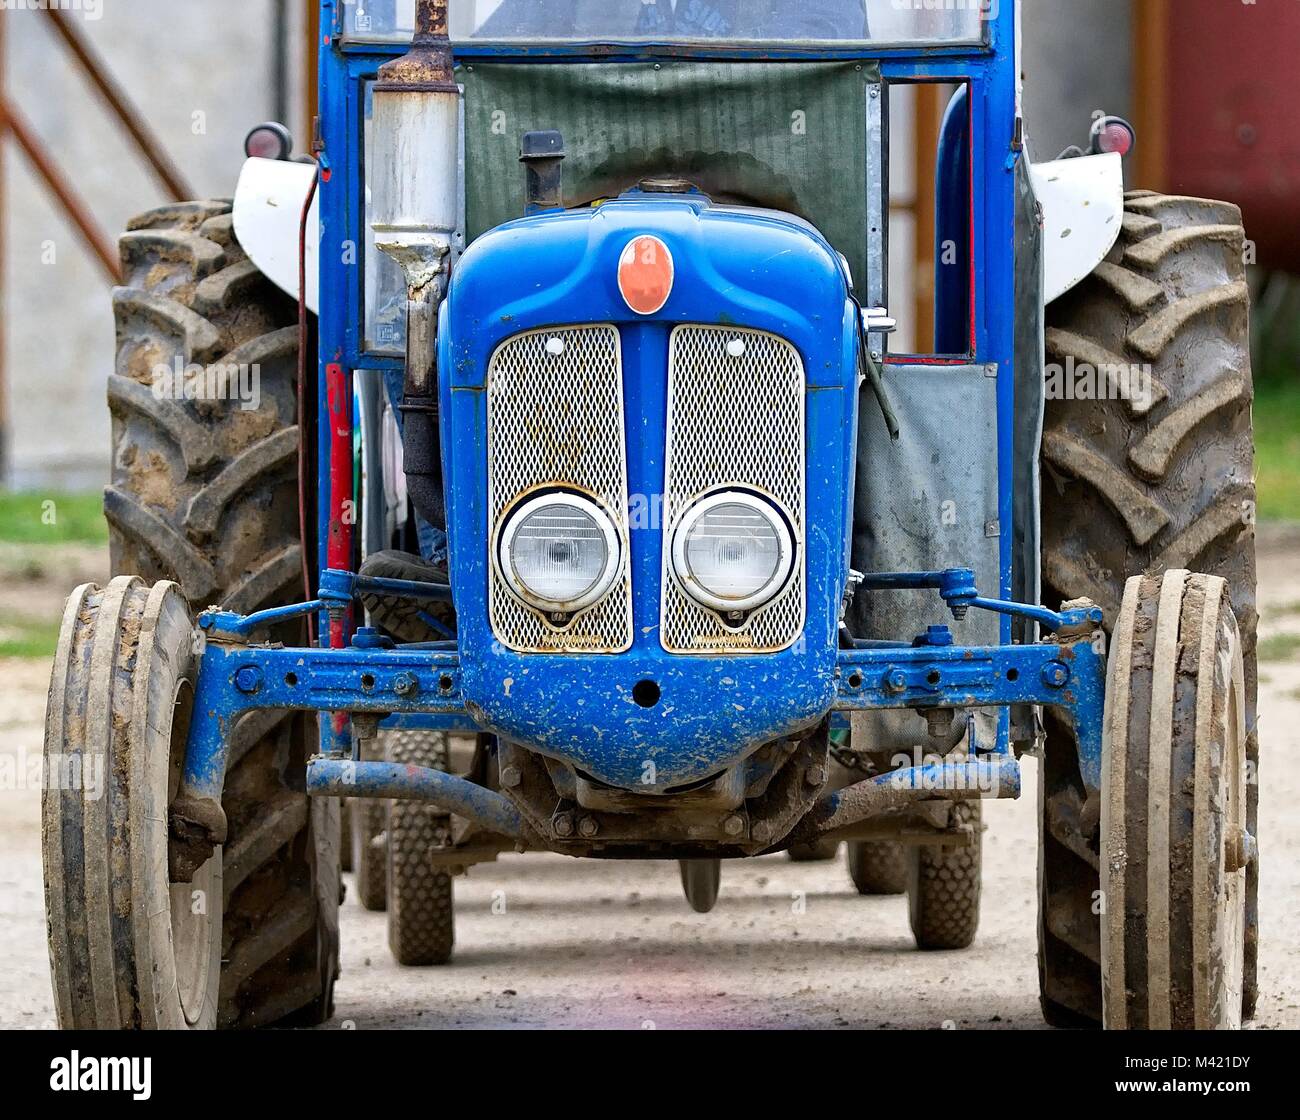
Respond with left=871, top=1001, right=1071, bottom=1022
left=669, top=488, right=797, bottom=615
left=496, top=489, right=623, bottom=615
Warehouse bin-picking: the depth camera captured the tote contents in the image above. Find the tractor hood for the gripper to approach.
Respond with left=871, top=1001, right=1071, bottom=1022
left=435, top=189, right=861, bottom=791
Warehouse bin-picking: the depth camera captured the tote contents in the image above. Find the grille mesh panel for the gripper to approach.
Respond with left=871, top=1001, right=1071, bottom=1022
left=661, top=326, right=806, bottom=653
left=487, top=325, right=632, bottom=652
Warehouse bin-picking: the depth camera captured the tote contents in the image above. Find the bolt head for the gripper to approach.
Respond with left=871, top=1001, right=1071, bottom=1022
left=885, top=669, right=908, bottom=694
left=234, top=666, right=262, bottom=694
left=1041, top=661, right=1071, bottom=689
left=806, top=764, right=828, bottom=786
left=500, top=765, right=522, bottom=789
left=393, top=672, right=419, bottom=697
left=722, top=814, right=745, bottom=837
left=553, top=813, right=574, bottom=838
left=577, top=816, right=599, bottom=839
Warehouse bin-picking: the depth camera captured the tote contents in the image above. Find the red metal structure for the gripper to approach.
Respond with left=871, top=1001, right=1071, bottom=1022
left=1140, top=0, right=1300, bottom=271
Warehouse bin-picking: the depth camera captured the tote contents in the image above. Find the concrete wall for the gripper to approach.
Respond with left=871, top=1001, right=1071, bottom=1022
left=1, top=0, right=304, bottom=489
left=1021, top=0, right=1134, bottom=163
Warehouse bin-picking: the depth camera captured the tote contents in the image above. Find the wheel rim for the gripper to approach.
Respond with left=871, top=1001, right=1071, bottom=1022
left=165, top=675, right=215, bottom=1026
left=171, top=855, right=218, bottom=1026
left=1206, top=635, right=1248, bottom=1029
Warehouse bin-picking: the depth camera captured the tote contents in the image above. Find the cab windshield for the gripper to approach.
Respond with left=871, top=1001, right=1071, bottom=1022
left=344, top=1, right=991, bottom=46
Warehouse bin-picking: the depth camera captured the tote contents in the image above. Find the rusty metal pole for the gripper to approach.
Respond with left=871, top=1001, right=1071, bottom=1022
left=42, top=6, right=194, bottom=202
left=1133, top=0, right=1169, bottom=192
left=305, top=0, right=320, bottom=153
left=0, top=95, right=122, bottom=284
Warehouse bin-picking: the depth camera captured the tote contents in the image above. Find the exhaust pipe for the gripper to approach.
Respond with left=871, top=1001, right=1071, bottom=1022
left=369, top=0, right=461, bottom=532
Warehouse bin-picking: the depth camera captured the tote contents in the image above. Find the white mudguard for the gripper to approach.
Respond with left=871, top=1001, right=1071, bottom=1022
left=232, top=157, right=319, bottom=314
left=1030, top=152, right=1125, bottom=304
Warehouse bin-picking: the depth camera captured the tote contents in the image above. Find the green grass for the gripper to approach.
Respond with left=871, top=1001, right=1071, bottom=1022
left=0, top=491, right=106, bottom=545
left=1259, top=632, right=1300, bottom=663
left=1254, top=384, right=1300, bottom=522
left=0, top=617, right=63, bottom=659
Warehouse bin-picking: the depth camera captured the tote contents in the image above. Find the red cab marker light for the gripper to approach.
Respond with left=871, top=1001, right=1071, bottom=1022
left=1090, top=116, right=1136, bottom=158
left=245, top=122, right=294, bottom=161
left=618, top=235, right=674, bottom=315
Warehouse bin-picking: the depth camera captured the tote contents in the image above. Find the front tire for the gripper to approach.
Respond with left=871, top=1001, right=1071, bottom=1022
left=44, top=579, right=221, bottom=1029
left=1101, top=571, right=1249, bottom=1029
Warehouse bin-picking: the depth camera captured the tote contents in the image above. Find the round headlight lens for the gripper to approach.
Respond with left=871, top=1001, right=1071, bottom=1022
left=672, top=492, right=795, bottom=613
left=500, top=494, right=620, bottom=612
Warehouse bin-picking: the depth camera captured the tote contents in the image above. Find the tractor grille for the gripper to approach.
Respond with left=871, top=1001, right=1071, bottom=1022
left=660, top=326, right=806, bottom=653
left=486, top=325, right=633, bottom=653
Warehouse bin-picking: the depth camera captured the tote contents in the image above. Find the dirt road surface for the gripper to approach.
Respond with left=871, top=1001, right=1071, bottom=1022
left=2, top=536, right=1298, bottom=1030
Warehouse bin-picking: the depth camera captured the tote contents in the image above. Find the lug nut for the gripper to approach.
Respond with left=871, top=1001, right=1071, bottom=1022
left=722, top=814, right=746, bottom=837
left=577, top=816, right=600, bottom=839
left=1225, top=828, right=1257, bottom=873
left=500, top=765, right=522, bottom=789
left=553, top=813, right=574, bottom=838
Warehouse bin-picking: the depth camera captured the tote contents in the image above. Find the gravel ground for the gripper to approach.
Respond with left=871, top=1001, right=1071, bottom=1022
left=1, top=535, right=1297, bottom=1030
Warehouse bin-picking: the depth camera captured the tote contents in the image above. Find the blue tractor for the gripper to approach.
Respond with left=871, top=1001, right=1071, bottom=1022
left=44, top=0, right=1258, bottom=1030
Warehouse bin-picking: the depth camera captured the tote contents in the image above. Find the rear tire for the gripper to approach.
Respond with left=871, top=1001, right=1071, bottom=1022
left=1040, top=192, right=1258, bottom=1025
left=907, top=802, right=982, bottom=950
left=107, top=201, right=338, bottom=1027
left=43, top=579, right=221, bottom=1029
left=386, top=731, right=455, bottom=966
left=848, top=841, right=908, bottom=895
left=1101, top=571, right=1249, bottom=1029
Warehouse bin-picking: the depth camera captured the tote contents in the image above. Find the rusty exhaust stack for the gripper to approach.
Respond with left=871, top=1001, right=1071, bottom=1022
left=371, top=0, right=462, bottom=534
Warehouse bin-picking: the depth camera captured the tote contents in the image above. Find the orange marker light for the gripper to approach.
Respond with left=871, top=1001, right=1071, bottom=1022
left=618, top=235, right=674, bottom=315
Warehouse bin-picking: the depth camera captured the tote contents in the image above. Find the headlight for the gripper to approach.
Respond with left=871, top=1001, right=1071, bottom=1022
left=670, top=491, right=795, bottom=614
left=498, top=493, right=621, bottom=613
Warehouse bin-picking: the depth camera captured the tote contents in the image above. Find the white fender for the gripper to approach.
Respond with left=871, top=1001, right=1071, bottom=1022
left=232, top=157, right=319, bottom=314
left=1031, top=152, right=1125, bottom=304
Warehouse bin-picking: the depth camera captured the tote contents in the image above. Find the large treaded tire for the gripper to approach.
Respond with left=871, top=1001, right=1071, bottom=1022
left=107, top=201, right=339, bottom=1028
left=906, top=802, right=982, bottom=950
left=386, top=731, right=455, bottom=966
left=1039, top=192, right=1258, bottom=1026
left=848, top=840, right=908, bottom=896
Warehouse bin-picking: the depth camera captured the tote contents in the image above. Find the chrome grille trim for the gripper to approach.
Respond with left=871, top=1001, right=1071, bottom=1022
left=486, top=325, right=633, bottom=653
left=660, top=325, right=807, bottom=653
